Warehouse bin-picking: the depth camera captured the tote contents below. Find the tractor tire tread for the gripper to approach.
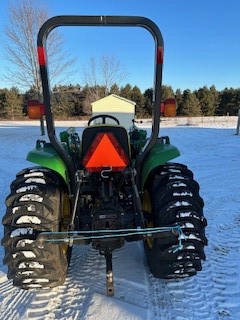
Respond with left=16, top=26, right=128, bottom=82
left=2, top=167, right=70, bottom=290
left=145, top=163, right=207, bottom=279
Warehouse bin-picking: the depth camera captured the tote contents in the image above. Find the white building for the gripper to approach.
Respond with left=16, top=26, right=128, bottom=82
left=91, top=94, right=136, bottom=129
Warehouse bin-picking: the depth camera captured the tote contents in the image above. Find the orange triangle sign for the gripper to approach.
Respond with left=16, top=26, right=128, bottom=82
left=83, top=132, right=129, bottom=172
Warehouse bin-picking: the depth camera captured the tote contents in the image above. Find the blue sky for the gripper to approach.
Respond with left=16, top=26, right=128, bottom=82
left=0, top=0, right=239, bottom=92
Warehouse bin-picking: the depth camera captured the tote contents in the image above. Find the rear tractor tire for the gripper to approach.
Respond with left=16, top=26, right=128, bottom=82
left=1, top=167, right=72, bottom=289
left=144, top=163, right=207, bottom=278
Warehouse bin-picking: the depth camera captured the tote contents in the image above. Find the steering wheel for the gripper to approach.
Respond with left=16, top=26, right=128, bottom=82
left=88, top=114, right=120, bottom=126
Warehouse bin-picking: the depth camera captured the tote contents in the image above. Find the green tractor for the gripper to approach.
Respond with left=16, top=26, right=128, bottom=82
left=2, top=16, right=207, bottom=296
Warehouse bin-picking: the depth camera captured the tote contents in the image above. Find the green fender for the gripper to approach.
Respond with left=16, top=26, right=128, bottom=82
left=141, top=136, right=180, bottom=190
left=26, top=141, right=69, bottom=183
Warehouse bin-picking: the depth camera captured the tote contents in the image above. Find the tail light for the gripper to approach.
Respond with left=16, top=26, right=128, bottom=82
left=27, top=100, right=45, bottom=119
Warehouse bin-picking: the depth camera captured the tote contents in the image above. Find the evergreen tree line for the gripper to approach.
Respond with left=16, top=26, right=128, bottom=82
left=0, top=84, right=240, bottom=120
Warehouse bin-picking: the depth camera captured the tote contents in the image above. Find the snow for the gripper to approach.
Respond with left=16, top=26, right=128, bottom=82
left=18, top=262, right=44, bottom=269
left=16, top=215, right=41, bottom=224
left=169, top=201, right=191, bottom=208
left=13, top=204, right=36, bottom=214
left=173, top=192, right=193, bottom=197
left=0, top=119, right=240, bottom=319
left=10, top=227, right=33, bottom=238
left=16, top=185, right=38, bottom=193
left=25, top=178, right=46, bottom=184
left=182, top=222, right=194, bottom=228
left=19, top=194, right=43, bottom=202
left=24, top=172, right=44, bottom=177
left=13, top=251, right=36, bottom=258
left=173, top=182, right=187, bottom=187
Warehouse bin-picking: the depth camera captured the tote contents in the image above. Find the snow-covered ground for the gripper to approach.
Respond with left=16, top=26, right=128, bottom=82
left=0, top=120, right=240, bottom=320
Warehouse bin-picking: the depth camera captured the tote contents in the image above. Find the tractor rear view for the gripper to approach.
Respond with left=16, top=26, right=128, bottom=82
left=2, top=16, right=207, bottom=296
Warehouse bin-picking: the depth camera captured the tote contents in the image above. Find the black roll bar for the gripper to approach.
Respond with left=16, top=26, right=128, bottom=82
left=37, top=16, right=164, bottom=193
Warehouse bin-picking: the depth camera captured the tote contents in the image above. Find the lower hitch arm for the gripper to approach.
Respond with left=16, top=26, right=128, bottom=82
left=104, top=251, right=114, bottom=296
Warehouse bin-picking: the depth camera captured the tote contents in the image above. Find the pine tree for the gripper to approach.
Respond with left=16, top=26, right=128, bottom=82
left=217, top=88, right=239, bottom=116
left=110, top=84, right=120, bottom=95
left=51, top=84, right=83, bottom=118
left=196, top=85, right=219, bottom=116
left=0, top=87, right=23, bottom=120
left=175, top=89, right=183, bottom=115
left=178, top=89, right=201, bottom=116
left=143, top=88, right=153, bottom=117
left=120, top=84, right=132, bottom=100
left=130, top=86, right=145, bottom=117
left=161, top=85, right=175, bottom=101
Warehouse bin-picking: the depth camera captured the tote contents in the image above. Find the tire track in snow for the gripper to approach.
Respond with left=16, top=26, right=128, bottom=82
left=143, top=166, right=240, bottom=320
left=0, top=246, right=93, bottom=320
left=197, top=169, right=240, bottom=319
left=0, top=241, right=150, bottom=320
left=0, top=279, right=34, bottom=320
left=146, top=265, right=215, bottom=320
left=147, top=275, right=174, bottom=320
left=24, top=245, right=92, bottom=319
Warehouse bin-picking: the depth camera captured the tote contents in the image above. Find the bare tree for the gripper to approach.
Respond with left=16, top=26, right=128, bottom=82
left=2, top=0, right=75, bottom=94
left=82, top=54, right=127, bottom=113
left=100, top=55, right=126, bottom=96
